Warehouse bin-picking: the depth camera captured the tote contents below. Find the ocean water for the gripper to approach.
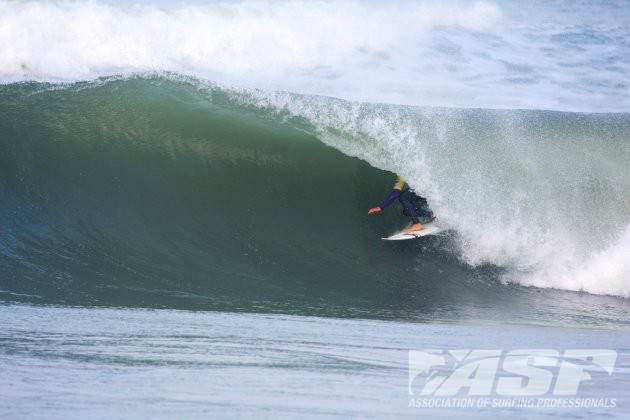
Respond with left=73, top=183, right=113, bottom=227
left=2, top=304, right=630, bottom=419
left=1, top=0, right=630, bottom=418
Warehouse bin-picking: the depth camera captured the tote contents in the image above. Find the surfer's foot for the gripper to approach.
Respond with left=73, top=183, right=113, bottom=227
left=403, top=223, right=423, bottom=234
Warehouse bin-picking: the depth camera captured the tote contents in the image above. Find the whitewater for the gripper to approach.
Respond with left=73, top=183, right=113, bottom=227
left=2, top=0, right=630, bottom=111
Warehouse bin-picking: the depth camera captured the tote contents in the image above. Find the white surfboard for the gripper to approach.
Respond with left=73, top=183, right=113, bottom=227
left=382, top=222, right=441, bottom=241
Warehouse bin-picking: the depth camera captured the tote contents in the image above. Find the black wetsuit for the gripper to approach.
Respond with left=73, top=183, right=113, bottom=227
left=379, top=175, right=434, bottom=224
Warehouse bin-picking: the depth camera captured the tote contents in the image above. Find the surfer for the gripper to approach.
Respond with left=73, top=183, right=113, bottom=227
left=368, top=174, right=434, bottom=233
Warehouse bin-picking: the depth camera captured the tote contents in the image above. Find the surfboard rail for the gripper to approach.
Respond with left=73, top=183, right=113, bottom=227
left=381, top=222, right=441, bottom=241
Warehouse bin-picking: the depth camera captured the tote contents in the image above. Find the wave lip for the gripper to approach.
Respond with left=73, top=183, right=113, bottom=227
left=232, top=86, right=630, bottom=298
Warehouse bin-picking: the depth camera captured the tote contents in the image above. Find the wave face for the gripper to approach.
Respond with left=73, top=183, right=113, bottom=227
left=2, top=78, right=450, bottom=314
left=1, top=0, right=630, bottom=111
left=1, top=77, right=629, bottom=312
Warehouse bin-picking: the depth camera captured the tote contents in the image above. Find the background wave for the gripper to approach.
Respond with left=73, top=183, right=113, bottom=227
left=1, top=0, right=630, bottom=111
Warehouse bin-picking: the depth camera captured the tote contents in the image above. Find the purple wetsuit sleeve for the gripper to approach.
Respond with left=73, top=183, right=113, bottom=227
left=379, top=189, right=401, bottom=209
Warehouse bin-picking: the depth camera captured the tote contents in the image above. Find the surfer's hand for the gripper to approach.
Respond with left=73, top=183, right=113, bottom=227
left=368, top=207, right=381, bottom=215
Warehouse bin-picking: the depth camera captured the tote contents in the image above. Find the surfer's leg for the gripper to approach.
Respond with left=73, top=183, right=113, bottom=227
left=401, top=190, right=434, bottom=222
left=403, top=215, right=423, bottom=233
left=399, top=191, right=424, bottom=233
left=403, top=222, right=423, bottom=233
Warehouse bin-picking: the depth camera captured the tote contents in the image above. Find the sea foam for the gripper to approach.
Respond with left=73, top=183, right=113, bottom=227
left=1, top=0, right=629, bottom=111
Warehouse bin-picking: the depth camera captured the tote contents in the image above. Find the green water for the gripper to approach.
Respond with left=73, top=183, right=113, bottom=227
left=0, top=77, right=628, bottom=324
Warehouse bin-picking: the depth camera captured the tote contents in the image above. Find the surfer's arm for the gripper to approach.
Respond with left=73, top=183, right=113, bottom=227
left=368, top=175, right=405, bottom=214
left=379, top=189, right=402, bottom=209
left=368, top=189, right=402, bottom=214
